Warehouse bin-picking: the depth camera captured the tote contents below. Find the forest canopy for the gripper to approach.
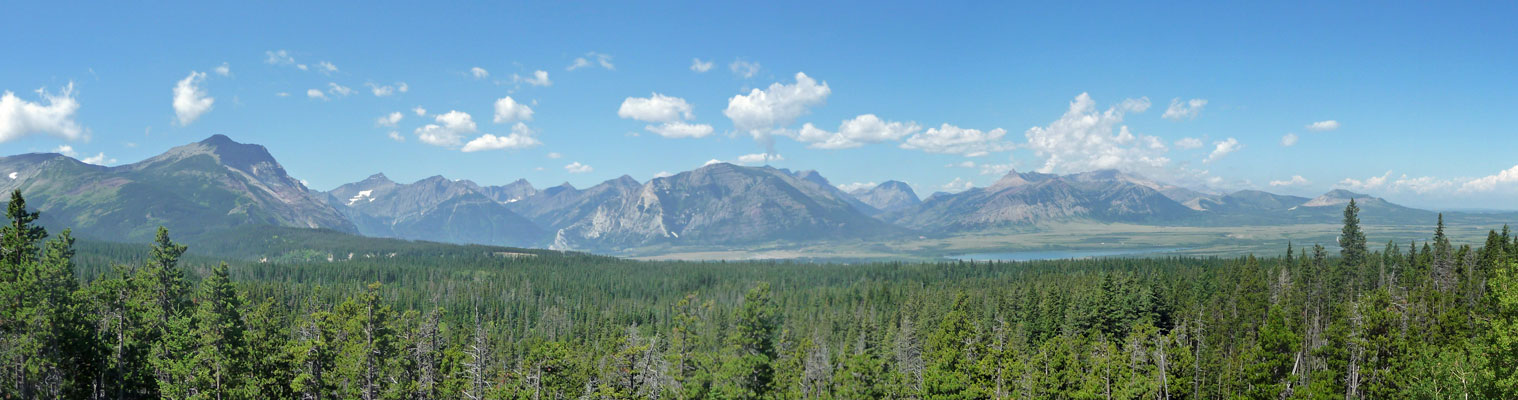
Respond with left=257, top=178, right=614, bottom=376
left=2, top=191, right=1516, bottom=399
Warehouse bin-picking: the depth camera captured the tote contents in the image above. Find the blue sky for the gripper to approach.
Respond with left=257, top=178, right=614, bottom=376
left=3, top=1, right=1516, bottom=209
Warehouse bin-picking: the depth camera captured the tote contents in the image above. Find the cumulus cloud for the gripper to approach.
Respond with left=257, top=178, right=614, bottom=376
left=513, top=70, right=551, bottom=87
left=620, top=93, right=712, bottom=138
left=413, top=106, right=427, bottom=116
left=978, top=163, right=1015, bottom=176
left=0, top=82, right=84, bottom=143
left=794, top=114, right=921, bottom=150
left=653, top=171, right=674, bottom=179
left=317, top=61, right=338, bottom=74
left=703, top=159, right=723, bottom=167
left=1204, top=138, right=1241, bottom=163
left=1023, top=93, right=1169, bottom=173
left=80, top=152, right=115, bottom=165
left=172, top=71, right=214, bottom=126
left=567, top=52, right=614, bottom=71
left=724, top=72, right=830, bottom=145
left=388, top=131, right=405, bottom=142
left=1161, top=98, right=1207, bottom=120
left=213, top=63, right=231, bottom=77
left=1338, top=170, right=1392, bottom=191
left=1269, top=175, right=1310, bottom=187
left=836, top=182, right=877, bottom=192
left=470, top=67, right=489, bottom=79
left=414, top=110, right=477, bottom=147
left=1281, top=133, right=1299, bottom=147
left=1394, top=175, right=1456, bottom=194
left=547, top=152, right=562, bottom=159
left=1175, top=137, right=1203, bottom=149
left=327, top=82, right=354, bottom=97
left=376, top=112, right=403, bottom=127
left=264, top=50, right=295, bottom=65
left=306, top=89, right=326, bottom=100
left=619, top=93, right=694, bottom=123
left=901, top=123, right=1011, bottom=157
left=461, top=122, right=542, bottom=152
left=646, top=122, right=714, bottom=139
left=690, top=58, right=714, bottom=73
left=1459, top=165, right=1518, bottom=193
left=736, top=153, right=783, bottom=165
left=564, top=162, right=593, bottom=173
left=367, top=82, right=408, bottom=97
left=1307, top=120, right=1340, bottom=132
left=493, top=96, right=534, bottom=123
left=730, top=59, right=761, bottom=78
left=941, top=178, right=974, bottom=193
left=54, top=145, right=77, bottom=156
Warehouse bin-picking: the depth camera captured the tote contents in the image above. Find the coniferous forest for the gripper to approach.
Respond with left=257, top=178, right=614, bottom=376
left=3, top=188, right=1517, bottom=399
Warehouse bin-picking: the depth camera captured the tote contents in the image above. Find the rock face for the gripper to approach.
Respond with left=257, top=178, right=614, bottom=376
left=849, top=181, right=921, bottom=214
left=890, top=169, right=1196, bottom=231
left=0, top=134, right=356, bottom=242
left=323, top=174, right=546, bottom=247
left=516, top=164, right=905, bottom=251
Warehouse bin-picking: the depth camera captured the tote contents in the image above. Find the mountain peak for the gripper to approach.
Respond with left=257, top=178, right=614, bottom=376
left=364, top=173, right=393, bottom=183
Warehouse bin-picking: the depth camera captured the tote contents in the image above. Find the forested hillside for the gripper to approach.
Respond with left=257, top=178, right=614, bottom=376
left=2, top=189, right=1516, bottom=399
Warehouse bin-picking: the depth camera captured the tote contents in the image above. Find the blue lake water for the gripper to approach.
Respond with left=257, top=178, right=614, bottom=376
left=947, top=248, right=1183, bottom=262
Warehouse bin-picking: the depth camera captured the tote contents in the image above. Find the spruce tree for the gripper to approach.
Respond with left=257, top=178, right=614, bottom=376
left=189, top=262, right=248, bottom=400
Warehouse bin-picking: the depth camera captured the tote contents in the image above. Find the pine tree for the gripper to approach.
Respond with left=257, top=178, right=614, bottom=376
left=189, top=262, right=248, bottom=400
left=714, top=282, right=779, bottom=400
left=1341, top=199, right=1369, bottom=269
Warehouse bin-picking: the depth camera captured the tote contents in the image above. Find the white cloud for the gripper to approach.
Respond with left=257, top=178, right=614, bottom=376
left=414, top=110, right=477, bottom=147
left=941, top=178, right=974, bottom=193
left=1161, top=98, right=1208, bottom=120
left=724, top=72, right=830, bottom=143
left=297, top=64, right=308, bottom=71
left=1394, top=175, right=1455, bottom=194
left=54, top=145, right=77, bottom=157
left=565, top=162, right=593, bottom=173
left=327, top=82, right=354, bottom=97
left=376, top=112, right=403, bottom=127
left=567, top=52, right=614, bottom=71
left=795, top=114, right=921, bottom=150
left=703, top=159, right=723, bottom=167
left=1338, top=170, right=1391, bottom=191
left=306, top=89, right=327, bottom=100
left=1459, top=165, right=1518, bottom=193
left=264, top=50, right=295, bottom=65
left=730, top=59, right=762, bottom=78
left=1023, top=93, right=1169, bottom=173
left=1307, top=120, right=1340, bottom=132
left=619, top=93, right=694, bottom=123
left=690, top=58, right=714, bottom=73
left=736, top=153, right=783, bottom=165
left=1269, top=175, right=1310, bottom=187
left=902, top=123, right=1009, bottom=157
left=413, top=106, right=427, bottom=116
left=837, top=182, right=877, bottom=192
left=461, top=123, right=542, bottom=152
left=388, top=131, right=405, bottom=142
left=653, top=171, right=673, bottom=179
left=0, top=82, right=84, bottom=143
left=513, top=70, right=552, bottom=87
left=275, top=92, right=290, bottom=97
left=978, top=163, right=1015, bottom=176
left=80, top=152, right=114, bottom=165
left=470, top=67, right=489, bottom=79
left=948, top=161, right=976, bottom=169
left=367, top=82, right=408, bottom=97
left=173, top=71, right=214, bottom=126
left=317, top=61, right=338, bottom=74
left=546, top=152, right=562, bottom=159
left=1281, top=133, right=1299, bottom=147
left=1175, top=137, right=1203, bottom=149
left=213, top=62, right=231, bottom=77
left=493, top=96, right=534, bottom=123
left=646, top=122, right=714, bottom=139
left=1204, top=138, right=1241, bottom=163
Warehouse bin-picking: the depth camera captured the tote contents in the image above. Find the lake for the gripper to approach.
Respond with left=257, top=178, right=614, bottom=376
left=947, top=247, right=1184, bottom=262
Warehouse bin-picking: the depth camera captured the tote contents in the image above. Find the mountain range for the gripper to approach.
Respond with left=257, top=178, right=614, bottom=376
left=0, top=135, right=1490, bottom=252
